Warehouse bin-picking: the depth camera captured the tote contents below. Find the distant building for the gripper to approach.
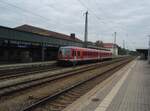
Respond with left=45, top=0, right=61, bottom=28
left=103, top=43, right=119, bottom=56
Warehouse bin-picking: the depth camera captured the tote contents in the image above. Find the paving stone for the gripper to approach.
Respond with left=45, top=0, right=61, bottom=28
left=63, top=60, right=150, bottom=111
left=106, top=60, right=150, bottom=111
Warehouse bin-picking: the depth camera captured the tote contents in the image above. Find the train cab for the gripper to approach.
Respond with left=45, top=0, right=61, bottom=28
left=58, top=46, right=83, bottom=65
left=58, top=47, right=72, bottom=61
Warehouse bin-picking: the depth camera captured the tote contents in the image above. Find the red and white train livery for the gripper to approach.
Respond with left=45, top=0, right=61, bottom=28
left=58, top=46, right=112, bottom=64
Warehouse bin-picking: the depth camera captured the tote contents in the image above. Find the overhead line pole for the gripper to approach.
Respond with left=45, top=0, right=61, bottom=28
left=84, top=11, right=88, bottom=48
left=113, top=32, right=116, bottom=56
left=148, top=35, right=150, bottom=64
left=123, top=40, right=125, bottom=49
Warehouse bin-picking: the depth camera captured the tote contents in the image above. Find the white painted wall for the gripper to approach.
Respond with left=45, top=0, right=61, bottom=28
left=106, top=47, right=118, bottom=56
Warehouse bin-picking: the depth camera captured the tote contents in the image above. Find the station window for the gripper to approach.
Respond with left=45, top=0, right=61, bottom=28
left=0, top=50, right=3, bottom=56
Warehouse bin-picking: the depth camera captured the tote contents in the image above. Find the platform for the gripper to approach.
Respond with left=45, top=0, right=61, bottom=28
left=63, top=59, right=150, bottom=111
left=0, top=60, right=56, bottom=70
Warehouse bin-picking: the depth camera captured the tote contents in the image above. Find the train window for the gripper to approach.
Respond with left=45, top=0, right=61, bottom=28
left=60, top=48, right=71, bottom=56
left=72, top=50, right=76, bottom=56
left=85, top=51, right=88, bottom=56
left=84, top=51, right=87, bottom=56
left=65, top=49, right=70, bottom=56
left=77, top=51, right=80, bottom=56
left=84, top=51, right=86, bottom=56
left=72, top=51, right=74, bottom=56
left=88, top=51, right=89, bottom=56
left=83, top=51, right=85, bottom=56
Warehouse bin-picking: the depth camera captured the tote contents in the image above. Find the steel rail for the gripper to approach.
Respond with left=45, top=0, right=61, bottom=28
left=22, top=58, right=133, bottom=111
left=0, top=66, right=60, bottom=80
left=0, top=58, right=127, bottom=97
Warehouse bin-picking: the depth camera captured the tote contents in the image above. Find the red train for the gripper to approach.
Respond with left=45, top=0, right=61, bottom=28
left=58, top=46, right=112, bottom=65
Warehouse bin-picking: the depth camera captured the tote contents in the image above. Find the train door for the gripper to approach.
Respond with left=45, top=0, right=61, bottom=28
left=99, top=51, right=102, bottom=60
left=81, top=49, right=84, bottom=60
left=77, top=50, right=81, bottom=60
left=75, top=50, right=77, bottom=60
left=72, top=49, right=77, bottom=60
left=72, top=49, right=77, bottom=66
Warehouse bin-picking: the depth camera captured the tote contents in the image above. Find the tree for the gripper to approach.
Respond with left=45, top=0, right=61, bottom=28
left=95, top=40, right=104, bottom=47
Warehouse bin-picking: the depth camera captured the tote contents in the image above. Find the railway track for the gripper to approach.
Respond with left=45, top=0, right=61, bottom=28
left=21, top=58, right=133, bottom=111
left=0, top=61, right=61, bottom=80
left=0, top=65, right=60, bottom=80
left=0, top=57, right=133, bottom=111
left=0, top=58, right=127, bottom=97
left=0, top=57, right=124, bottom=81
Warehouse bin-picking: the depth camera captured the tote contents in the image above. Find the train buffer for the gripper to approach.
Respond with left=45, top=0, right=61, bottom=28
left=64, top=59, right=150, bottom=111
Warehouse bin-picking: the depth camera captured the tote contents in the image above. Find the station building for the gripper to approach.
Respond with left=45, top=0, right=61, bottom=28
left=0, top=24, right=84, bottom=63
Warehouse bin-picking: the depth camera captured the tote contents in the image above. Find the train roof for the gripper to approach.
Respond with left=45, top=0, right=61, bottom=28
left=60, top=46, right=111, bottom=52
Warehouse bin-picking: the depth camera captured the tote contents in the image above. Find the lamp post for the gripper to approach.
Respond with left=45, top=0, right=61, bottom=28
left=84, top=11, right=88, bottom=48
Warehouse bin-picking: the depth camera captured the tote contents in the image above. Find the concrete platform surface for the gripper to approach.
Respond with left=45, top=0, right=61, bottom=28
left=0, top=60, right=56, bottom=70
left=63, top=60, right=150, bottom=111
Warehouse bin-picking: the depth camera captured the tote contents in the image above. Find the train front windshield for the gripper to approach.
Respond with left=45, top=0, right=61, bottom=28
left=59, top=48, right=71, bottom=57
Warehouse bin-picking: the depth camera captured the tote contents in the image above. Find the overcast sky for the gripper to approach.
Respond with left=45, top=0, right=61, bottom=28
left=0, top=0, right=150, bottom=50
